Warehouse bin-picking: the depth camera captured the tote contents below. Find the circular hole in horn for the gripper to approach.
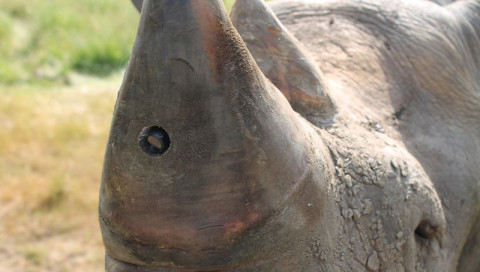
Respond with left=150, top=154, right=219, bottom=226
left=138, top=126, right=170, bottom=156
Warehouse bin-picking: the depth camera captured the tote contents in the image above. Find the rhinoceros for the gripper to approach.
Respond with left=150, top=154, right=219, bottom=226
left=99, top=0, right=480, bottom=271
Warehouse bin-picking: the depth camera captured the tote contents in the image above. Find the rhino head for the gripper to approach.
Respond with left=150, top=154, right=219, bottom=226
left=99, top=0, right=480, bottom=271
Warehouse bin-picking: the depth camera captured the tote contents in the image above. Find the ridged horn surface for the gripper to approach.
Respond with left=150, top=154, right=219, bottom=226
left=100, top=0, right=322, bottom=270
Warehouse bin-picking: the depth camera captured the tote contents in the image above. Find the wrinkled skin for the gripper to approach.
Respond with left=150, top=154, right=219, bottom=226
left=100, top=0, right=480, bottom=271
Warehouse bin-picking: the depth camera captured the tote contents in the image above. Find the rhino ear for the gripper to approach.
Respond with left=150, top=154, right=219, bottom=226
left=231, top=0, right=337, bottom=127
left=131, top=0, right=143, bottom=12
left=448, top=0, right=480, bottom=38
left=447, top=1, right=480, bottom=68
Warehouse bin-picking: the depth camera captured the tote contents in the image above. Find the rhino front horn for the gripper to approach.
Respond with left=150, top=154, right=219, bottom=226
left=100, top=0, right=329, bottom=270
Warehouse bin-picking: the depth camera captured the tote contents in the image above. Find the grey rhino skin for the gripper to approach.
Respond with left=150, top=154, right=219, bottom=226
left=100, top=0, right=480, bottom=271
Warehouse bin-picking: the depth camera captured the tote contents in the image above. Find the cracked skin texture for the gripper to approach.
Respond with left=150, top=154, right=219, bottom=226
left=102, top=0, right=480, bottom=271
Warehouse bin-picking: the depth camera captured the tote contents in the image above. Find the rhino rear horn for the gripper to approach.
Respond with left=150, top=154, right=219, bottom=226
left=231, top=0, right=338, bottom=127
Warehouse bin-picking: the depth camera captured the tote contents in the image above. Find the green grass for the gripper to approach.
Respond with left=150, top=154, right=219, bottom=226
left=224, top=0, right=236, bottom=10
left=0, top=0, right=249, bottom=85
left=0, top=1, right=275, bottom=270
left=0, top=0, right=139, bottom=84
left=0, top=75, right=119, bottom=272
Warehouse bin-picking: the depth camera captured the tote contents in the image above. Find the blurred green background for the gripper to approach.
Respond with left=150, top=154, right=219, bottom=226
left=0, top=0, right=238, bottom=85
left=0, top=0, right=249, bottom=271
left=1, top=0, right=138, bottom=85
